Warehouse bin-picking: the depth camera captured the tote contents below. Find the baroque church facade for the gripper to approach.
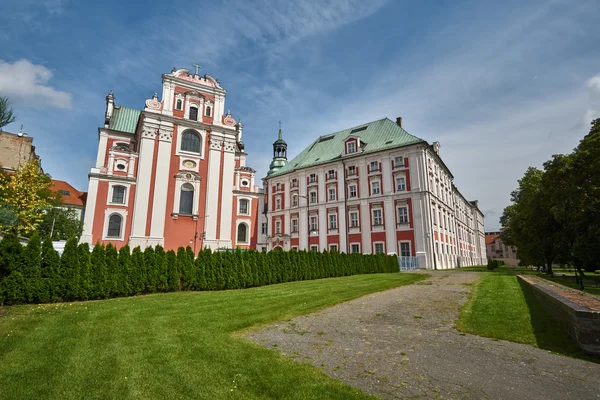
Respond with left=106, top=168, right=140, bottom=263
left=81, top=67, right=262, bottom=253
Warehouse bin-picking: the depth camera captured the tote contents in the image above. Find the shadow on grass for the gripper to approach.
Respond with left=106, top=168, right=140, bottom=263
left=455, top=266, right=514, bottom=275
left=517, top=278, right=599, bottom=363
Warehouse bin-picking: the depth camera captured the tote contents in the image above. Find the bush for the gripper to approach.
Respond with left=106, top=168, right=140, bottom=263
left=0, top=241, right=403, bottom=306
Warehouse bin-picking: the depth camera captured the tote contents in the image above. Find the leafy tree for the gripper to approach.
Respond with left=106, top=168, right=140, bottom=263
left=22, top=232, right=42, bottom=302
left=165, top=249, right=179, bottom=292
left=117, top=245, right=131, bottom=296
left=61, top=237, right=80, bottom=301
left=0, top=160, right=56, bottom=235
left=40, top=236, right=60, bottom=303
left=105, top=244, right=119, bottom=296
left=78, top=243, right=92, bottom=300
left=90, top=243, right=107, bottom=299
left=37, top=208, right=83, bottom=240
left=0, top=96, right=16, bottom=130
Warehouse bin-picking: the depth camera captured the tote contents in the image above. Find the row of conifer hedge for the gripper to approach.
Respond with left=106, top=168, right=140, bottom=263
left=0, top=233, right=400, bottom=305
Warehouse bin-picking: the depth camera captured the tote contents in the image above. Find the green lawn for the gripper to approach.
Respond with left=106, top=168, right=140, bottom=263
left=0, top=273, right=425, bottom=400
left=456, top=268, right=589, bottom=360
left=512, top=267, right=600, bottom=296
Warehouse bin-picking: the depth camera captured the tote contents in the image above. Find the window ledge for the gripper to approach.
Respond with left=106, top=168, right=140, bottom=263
left=171, top=213, right=198, bottom=220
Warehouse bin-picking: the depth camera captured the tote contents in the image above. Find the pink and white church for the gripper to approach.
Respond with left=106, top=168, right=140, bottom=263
left=81, top=67, right=263, bottom=254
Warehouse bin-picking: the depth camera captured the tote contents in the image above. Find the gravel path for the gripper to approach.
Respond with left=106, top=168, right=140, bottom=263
left=246, top=272, right=600, bottom=399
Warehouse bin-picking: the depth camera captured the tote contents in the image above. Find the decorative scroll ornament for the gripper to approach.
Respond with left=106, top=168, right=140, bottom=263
left=224, top=110, right=236, bottom=126
left=145, top=93, right=163, bottom=111
left=183, top=160, right=197, bottom=168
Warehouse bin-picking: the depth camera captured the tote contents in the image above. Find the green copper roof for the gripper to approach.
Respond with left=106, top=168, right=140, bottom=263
left=268, top=118, right=424, bottom=177
left=108, top=106, right=141, bottom=134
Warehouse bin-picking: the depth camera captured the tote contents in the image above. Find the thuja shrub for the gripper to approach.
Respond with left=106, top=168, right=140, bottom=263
left=0, top=238, right=401, bottom=305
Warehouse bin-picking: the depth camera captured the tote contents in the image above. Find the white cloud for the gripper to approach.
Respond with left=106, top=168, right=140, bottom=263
left=0, top=59, right=72, bottom=108
left=587, top=74, right=600, bottom=92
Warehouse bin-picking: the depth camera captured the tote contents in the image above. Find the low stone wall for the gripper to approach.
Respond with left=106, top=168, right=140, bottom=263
left=517, top=275, right=600, bottom=356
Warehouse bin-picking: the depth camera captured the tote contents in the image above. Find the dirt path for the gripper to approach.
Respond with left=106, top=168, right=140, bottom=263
left=246, top=272, right=600, bottom=399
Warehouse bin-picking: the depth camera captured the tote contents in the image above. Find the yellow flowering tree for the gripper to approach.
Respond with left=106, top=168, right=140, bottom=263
left=0, top=161, right=57, bottom=235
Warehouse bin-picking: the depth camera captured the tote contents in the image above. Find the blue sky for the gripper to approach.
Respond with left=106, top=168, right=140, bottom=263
left=1, top=0, right=599, bottom=230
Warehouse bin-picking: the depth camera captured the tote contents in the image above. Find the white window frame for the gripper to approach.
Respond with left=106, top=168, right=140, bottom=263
left=397, top=206, right=409, bottom=224
left=204, top=101, right=212, bottom=116
left=261, top=222, right=267, bottom=235
left=309, top=191, right=317, bottom=204
left=292, top=195, right=298, bottom=207
left=172, top=175, right=201, bottom=216
left=107, top=182, right=131, bottom=206
left=350, top=243, right=361, bottom=254
left=374, top=242, right=385, bottom=254
left=276, top=182, right=281, bottom=191
left=348, top=165, right=356, bottom=176
left=236, top=222, right=249, bottom=244
left=310, top=215, right=318, bottom=231
left=399, top=241, right=411, bottom=257
left=175, top=127, right=206, bottom=160
left=328, top=187, right=336, bottom=201
left=370, top=161, right=379, bottom=172
left=349, top=211, right=359, bottom=228
left=238, top=198, right=250, bottom=215
left=291, top=178, right=298, bottom=188
left=328, top=170, right=336, bottom=179
left=275, top=220, right=281, bottom=235
left=349, top=185, right=357, bottom=198
left=329, top=244, right=339, bottom=252
left=371, top=180, right=381, bottom=195
left=372, top=208, right=383, bottom=226
left=310, top=245, right=319, bottom=252
left=395, top=176, right=406, bottom=191
left=292, top=219, right=299, bottom=233
left=346, top=141, right=357, bottom=154
left=309, top=173, right=317, bottom=183
left=102, top=208, right=128, bottom=241
left=328, top=214, right=337, bottom=230
left=276, top=197, right=281, bottom=210
left=394, top=156, right=404, bottom=168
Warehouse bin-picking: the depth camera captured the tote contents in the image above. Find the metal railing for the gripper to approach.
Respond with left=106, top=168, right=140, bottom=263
left=398, top=256, right=419, bottom=271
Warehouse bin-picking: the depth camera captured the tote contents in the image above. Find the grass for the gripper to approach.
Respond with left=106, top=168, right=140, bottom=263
left=0, top=272, right=425, bottom=400
left=512, top=267, right=600, bottom=296
left=456, top=267, right=590, bottom=360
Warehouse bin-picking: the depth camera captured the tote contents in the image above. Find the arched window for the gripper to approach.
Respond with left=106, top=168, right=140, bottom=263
left=181, top=130, right=201, bottom=153
left=205, top=105, right=212, bottom=117
left=107, top=214, right=122, bottom=238
left=239, top=199, right=249, bottom=214
left=189, top=106, right=198, bottom=121
left=237, top=223, right=248, bottom=243
left=175, top=99, right=183, bottom=110
left=179, top=183, right=194, bottom=214
left=112, top=185, right=126, bottom=204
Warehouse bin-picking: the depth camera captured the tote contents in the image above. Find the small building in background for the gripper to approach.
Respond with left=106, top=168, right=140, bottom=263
left=485, top=230, right=518, bottom=265
left=0, top=129, right=41, bottom=172
left=50, top=180, right=87, bottom=221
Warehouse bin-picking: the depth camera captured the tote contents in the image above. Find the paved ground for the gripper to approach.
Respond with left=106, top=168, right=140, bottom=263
left=246, top=272, right=600, bottom=399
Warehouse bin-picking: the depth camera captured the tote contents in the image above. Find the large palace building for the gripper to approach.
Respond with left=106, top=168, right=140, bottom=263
left=81, top=67, right=262, bottom=253
left=263, top=117, right=487, bottom=269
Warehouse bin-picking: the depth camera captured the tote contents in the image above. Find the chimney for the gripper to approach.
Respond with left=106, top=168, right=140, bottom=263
left=104, top=90, right=114, bottom=128
left=396, top=117, right=403, bottom=128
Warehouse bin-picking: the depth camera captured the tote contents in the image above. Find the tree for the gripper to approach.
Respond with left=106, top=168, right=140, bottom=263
left=37, top=208, right=83, bottom=240
left=40, top=235, right=61, bottom=302
left=0, top=96, right=16, bottom=131
left=0, top=160, right=56, bottom=236
left=61, top=237, right=81, bottom=301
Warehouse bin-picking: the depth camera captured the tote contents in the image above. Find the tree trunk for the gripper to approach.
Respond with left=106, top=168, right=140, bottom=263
left=574, top=259, right=585, bottom=291
left=546, top=258, right=553, bottom=275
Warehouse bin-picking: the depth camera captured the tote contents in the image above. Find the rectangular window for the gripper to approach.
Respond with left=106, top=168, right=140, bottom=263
left=189, top=106, right=198, bottom=121
left=276, top=183, right=281, bottom=191
left=348, top=165, right=356, bottom=176
left=329, top=244, right=338, bottom=252
left=292, top=178, right=298, bottom=188
left=310, top=191, right=317, bottom=204
left=328, top=214, right=337, bottom=229
left=175, top=99, right=183, bottom=110
left=370, top=161, right=379, bottom=172
left=328, top=170, right=335, bottom=179
left=374, top=243, right=384, bottom=254
left=292, top=195, right=298, bottom=207
left=371, top=181, right=380, bottom=195
left=396, top=177, right=406, bottom=191
left=397, top=207, right=409, bottom=224
left=373, top=209, right=383, bottom=226
left=349, top=211, right=359, bottom=227
left=310, top=216, right=318, bottom=231
left=111, top=186, right=126, bottom=204
left=239, top=199, right=249, bottom=214
left=292, top=219, right=298, bottom=233
left=347, top=141, right=356, bottom=154
left=309, top=174, right=317, bottom=183
left=349, top=185, right=357, bottom=198
left=351, top=243, right=360, bottom=253
left=394, top=156, right=404, bottom=168
left=311, top=245, right=319, bottom=252
left=276, top=197, right=281, bottom=210
left=328, top=188, right=336, bottom=201
left=275, top=220, right=281, bottom=235
left=400, top=242, right=411, bottom=257
left=261, top=223, right=267, bottom=234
